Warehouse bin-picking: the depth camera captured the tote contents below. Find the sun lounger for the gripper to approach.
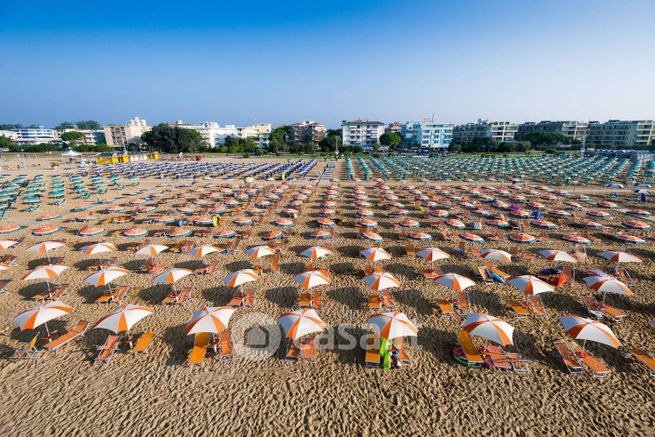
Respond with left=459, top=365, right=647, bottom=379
left=244, top=289, right=254, bottom=306
left=33, top=283, right=69, bottom=301
left=584, top=296, right=625, bottom=321
left=132, top=331, right=156, bottom=354
left=188, top=332, right=209, bottom=365
left=529, top=295, right=545, bottom=315
left=270, top=254, right=280, bottom=273
left=630, top=348, right=655, bottom=376
left=0, top=254, right=18, bottom=266
left=142, top=260, right=166, bottom=274
left=43, top=320, right=89, bottom=352
left=506, top=351, right=530, bottom=373
left=220, top=331, right=233, bottom=360
left=299, top=292, right=311, bottom=308
left=311, top=292, right=322, bottom=309
left=382, top=290, right=395, bottom=309
left=572, top=344, right=611, bottom=377
left=405, top=243, right=415, bottom=256
left=94, top=335, right=121, bottom=365
left=36, top=256, right=64, bottom=267
left=0, top=279, right=10, bottom=295
left=554, top=340, right=585, bottom=375
left=368, top=293, right=382, bottom=310
left=437, top=298, right=454, bottom=314
left=509, top=299, right=530, bottom=316
left=301, top=338, right=318, bottom=360
left=478, top=266, right=493, bottom=283
left=423, top=266, right=442, bottom=279
left=96, top=286, right=128, bottom=304
left=455, top=291, right=470, bottom=312
left=616, top=267, right=633, bottom=285
left=393, top=337, right=411, bottom=364
left=364, top=332, right=381, bottom=367
left=485, top=262, right=509, bottom=280
left=285, top=341, right=301, bottom=360
left=229, top=290, right=245, bottom=307
left=194, top=260, right=220, bottom=275
left=560, top=267, right=573, bottom=287
left=10, top=334, right=41, bottom=360
left=483, top=345, right=512, bottom=370
left=457, top=329, right=483, bottom=364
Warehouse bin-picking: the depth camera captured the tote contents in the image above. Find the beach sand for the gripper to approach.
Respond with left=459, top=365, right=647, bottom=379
left=0, top=156, right=653, bottom=436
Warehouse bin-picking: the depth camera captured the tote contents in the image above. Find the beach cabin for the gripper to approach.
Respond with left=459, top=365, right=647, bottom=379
left=95, top=151, right=160, bottom=165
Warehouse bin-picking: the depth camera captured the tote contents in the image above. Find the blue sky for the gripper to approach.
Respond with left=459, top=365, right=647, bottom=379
left=1, top=0, right=654, bottom=128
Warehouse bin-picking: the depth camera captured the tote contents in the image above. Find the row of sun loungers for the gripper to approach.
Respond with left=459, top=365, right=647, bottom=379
left=230, top=289, right=254, bottom=307
left=95, top=331, right=156, bottom=365
left=457, top=330, right=529, bottom=372
left=286, top=337, right=318, bottom=361
left=162, top=287, right=192, bottom=305
left=96, top=286, right=129, bottom=304
left=583, top=296, right=626, bottom=321
left=33, top=283, right=69, bottom=301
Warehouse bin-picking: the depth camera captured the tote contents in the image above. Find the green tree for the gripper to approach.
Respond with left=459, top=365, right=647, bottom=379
left=60, top=131, right=85, bottom=146
left=0, top=135, right=13, bottom=149
left=55, top=120, right=101, bottom=130
left=0, top=124, right=22, bottom=130
left=379, top=132, right=401, bottom=150
left=141, top=124, right=207, bottom=153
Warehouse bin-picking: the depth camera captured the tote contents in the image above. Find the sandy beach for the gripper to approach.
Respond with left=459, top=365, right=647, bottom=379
left=0, top=156, right=653, bottom=436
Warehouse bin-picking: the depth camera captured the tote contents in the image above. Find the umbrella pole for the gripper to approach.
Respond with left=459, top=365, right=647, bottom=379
left=44, top=322, right=50, bottom=337
left=107, top=282, right=113, bottom=297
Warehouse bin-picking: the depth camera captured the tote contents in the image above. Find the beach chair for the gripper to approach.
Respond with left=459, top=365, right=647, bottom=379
left=364, top=332, right=381, bottom=368
left=311, top=292, right=322, bottom=309
left=457, top=329, right=483, bottom=364
left=364, top=265, right=374, bottom=276
left=229, top=290, right=245, bottom=307
left=301, top=338, right=318, bottom=360
left=393, top=337, right=411, bottom=364
left=571, top=343, right=611, bottom=377
left=601, top=304, right=626, bottom=321
left=486, top=262, right=510, bottom=280
left=405, top=243, right=415, bottom=256
left=616, top=267, right=633, bottom=285
left=368, top=293, right=382, bottom=310
left=554, top=340, right=585, bottom=375
left=43, top=320, right=89, bottom=352
left=270, top=254, right=280, bottom=273
left=477, top=265, right=493, bottom=284
left=194, top=260, right=220, bottom=275
left=299, top=292, right=311, bottom=308
left=132, top=332, right=156, bottom=354
left=630, top=348, right=655, bottom=376
left=94, top=335, right=121, bottom=365
left=455, top=291, right=470, bottom=313
left=529, top=295, right=545, bottom=315
left=483, top=345, right=512, bottom=370
left=560, top=267, right=573, bottom=287
left=10, top=334, right=41, bottom=360
left=0, top=279, right=10, bottom=295
left=243, top=289, right=254, bottom=307
left=436, top=298, right=454, bottom=314
left=96, top=286, right=128, bottom=304
left=142, top=260, right=166, bottom=274
left=382, top=290, right=395, bottom=309
left=507, top=351, right=530, bottom=373
left=583, top=296, right=604, bottom=319
left=228, top=238, right=241, bottom=254
left=0, top=254, right=18, bottom=266
left=285, top=341, right=301, bottom=360
left=509, top=299, right=530, bottom=316
left=188, top=332, right=209, bottom=365
left=454, top=241, right=467, bottom=257
left=220, top=331, right=233, bottom=360
left=423, top=266, right=442, bottom=279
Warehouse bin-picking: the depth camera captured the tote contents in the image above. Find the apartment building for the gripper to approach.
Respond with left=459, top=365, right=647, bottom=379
left=585, top=120, right=655, bottom=148
left=453, top=120, right=518, bottom=144
left=104, top=117, right=149, bottom=148
left=59, top=128, right=106, bottom=145
left=11, top=126, right=61, bottom=145
left=289, top=121, right=325, bottom=144
left=517, top=121, right=588, bottom=142
left=170, top=121, right=237, bottom=147
left=237, top=123, right=272, bottom=148
left=411, top=121, right=454, bottom=149
left=341, top=120, right=385, bottom=150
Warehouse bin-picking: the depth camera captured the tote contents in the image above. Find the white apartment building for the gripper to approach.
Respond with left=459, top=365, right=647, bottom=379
left=11, top=126, right=61, bottom=145
left=104, top=117, right=149, bottom=148
left=341, top=120, right=385, bottom=150
left=171, top=121, right=238, bottom=147
left=411, top=122, right=454, bottom=149
left=453, top=120, right=518, bottom=144
left=60, top=128, right=106, bottom=145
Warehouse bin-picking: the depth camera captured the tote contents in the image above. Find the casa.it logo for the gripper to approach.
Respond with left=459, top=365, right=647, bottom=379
left=231, top=311, right=282, bottom=361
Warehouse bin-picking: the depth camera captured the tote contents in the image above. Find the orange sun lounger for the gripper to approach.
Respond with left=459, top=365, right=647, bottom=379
left=94, top=335, right=121, bottom=365
left=132, top=331, right=156, bottom=354
left=364, top=332, right=380, bottom=367
left=220, top=331, right=233, bottom=360
left=188, top=332, right=210, bottom=365
left=554, top=340, right=584, bottom=375
left=44, top=320, right=89, bottom=352
left=458, top=329, right=483, bottom=364
left=630, top=348, right=655, bottom=376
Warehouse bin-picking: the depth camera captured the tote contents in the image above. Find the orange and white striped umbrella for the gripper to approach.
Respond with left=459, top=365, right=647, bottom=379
left=223, top=269, right=259, bottom=287
left=416, top=247, right=449, bottom=262
left=135, top=243, right=169, bottom=257
left=463, top=313, right=514, bottom=346
left=278, top=308, right=326, bottom=340
left=538, top=249, right=577, bottom=263
left=22, top=264, right=69, bottom=281
left=359, top=247, right=392, bottom=263
left=93, top=304, right=153, bottom=334
left=369, top=311, right=418, bottom=340
left=363, top=272, right=400, bottom=291
left=507, top=275, right=554, bottom=296
left=300, top=246, right=332, bottom=260
left=81, top=242, right=117, bottom=256
left=153, top=268, right=193, bottom=285
left=559, top=315, right=622, bottom=348
left=294, top=270, right=330, bottom=289
left=247, top=245, right=276, bottom=259
left=597, top=251, right=642, bottom=263
left=434, top=273, right=476, bottom=292
left=583, top=276, right=634, bottom=297
left=0, top=239, right=20, bottom=250
left=184, top=306, right=236, bottom=335
left=28, top=240, right=65, bottom=254
left=0, top=263, right=11, bottom=271
left=480, top=248, right=512, bottom=263
left=13, top=300, right=72, bottom=331
left=189, top=245, right=222, bottom=257
left=85, top=267, right=130, bottom=286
